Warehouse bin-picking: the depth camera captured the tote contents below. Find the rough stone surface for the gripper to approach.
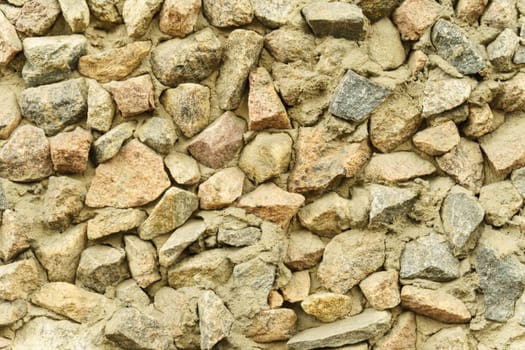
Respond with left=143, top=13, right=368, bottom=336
left=58, top=0, right=90, bottom=32
left=301, top=292, right=353, bottom=322
left=392, top=0, right=441, bottom=40
left=247, top=308, right=296, bottom=343
left=364, top=151, right=436, bottom=184
left=49, top=127, right=92, bottom=174
left=252, top=0, right=292, bottom=28
left=511, top=166, right=525, bottom=198
left=11, top=317, right=80, bottom=350
left=124, top=235, right=160, bottom=288
left=87, top=208, right=146, bottom=240
left=413, top=121, right=460, bottom=156
left=264, top=29, right=315, bottom=63
left=374, top=312, right=417, bottom=350
left=217, top=226, right=261, bottom=247
left=198, top=290, right=234, bottom=350
left=122, top=0, right=163, bottom=38
left=479, top=181, right=523, bottom=227
left=0, top=210, right=30, bottom=262
left=202, top=0, right=253, bottom=27
left=106, top=74, right=155, bottom=117
left=87, top=0, right=123, bottom=23
left=136, top=117, right=177, bottom=154
left=481, top=0, right=518, bottom=29
left=422, top=75, right=472, bottom=118
left=76, top=245, right=127, bottom=293
left=198, top=168, right=244, bottom=210
left=368, top=18, right=405, bottom=70
left=491, top=73, right=525, bottom=112
left=0, top=259, right=45, bottom=301
left=421, top=327, right=470, bottom=350
left=15, top=0, right=61, bottom=36
left=92, top=121, right=135, bottom=164
left=44, top=176, right=86, bottom=231
left=284, top=230, right=325, bottom=271
left=456, top=0, right=488, bottom=24
left=0, top=300, right=27, bottom=327
left=0, top=88, right=21, bottom=140
left=159, top=0, right=200, bottom=37
left=164, top=151, right=201, bottom=185
left=0, top=11, right=21, bottom=66
left=159, top=219, right=206, bottom=267
left=359, top=271, right=400, bottom=310
left=369, top=184, right=418, bottom=224
left=359, top=0, right=401, bottom=22
left=463, top=103, right=503, bottom=138
left=281, top=270, right=310, bottom=303
left=86, top=80, right=114, bottom=132
left=487, top=28, right=520, bottom=72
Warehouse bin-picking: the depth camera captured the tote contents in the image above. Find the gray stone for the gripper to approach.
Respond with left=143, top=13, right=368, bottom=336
left=151, top=28, right=222, bottom=87
left=87, top=0, right=123, bottom=23
left=76, top=245, right=127, bottom=293
left=0, top=210, right=30, bottom=262
left=124, top=235, right=160, bottom=288
left=92, top=121, right=136, bottom=164
left=369, top=184, right=418, bottom=224
left=122, top=0, right=163, bottom=38
left=15, top=0, right=61, bottom=36
left=284, top=230, right=325, bottom=271
left=0, top=88, right=21, bottom=140
left=329, top=70, right=391, bottom=122
left=287, top=309, right=391, bottom=350
left=302, top=2, right=368, bottom=41
left=164, top=151, right=200, bottom=185
left=58, top=0, right=89, bottom=32
left=479, top=181, right=523, bottom=227
left=487, top=28, right=519, bottom=72
left=43, top=176, right=86, bottom=231
left=202, top=0, right=253, bottom=27
left=217, top=226, right=261, bottom=247
left=87, top=208, right=146, bottom=240
left=136, top=117, right=177, bottom=155
left=87, top=79, right=114, bottom=132
left=252, top=0, right=292, bottom=28
left=0, top=259, right=46, bottom=301
left=0, top=300, right=27, bottom=327
left=264, top=28, right=316, bottom=63
left=400, top=233, right=460, bottom=282
left=422, top=74, right=472, bottom=117
left=431, top=19, right=485, bottom=75
left=20, top=78, right=88, bottom=136
left=198, top=290, right=234, bottom=350
left=159, top=219, right=206, bottom=267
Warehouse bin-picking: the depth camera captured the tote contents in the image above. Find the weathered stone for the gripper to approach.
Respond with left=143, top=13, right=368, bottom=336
left=252, top=0, right=292, bottom=28
left=92, top=121, right=135, bottom=164
left=284, top=230, right=325, bottom=271
left=20, top=78, right=87, bottom=136
left=318, top=230, right=385, bottom=294
left=58, top=0, right=89, bottom=32
left=359, top=0, right=401, bottom=22
left=87, top=0, right=123, bottom=23
left=106, top=74, right=155, bottom=117
left=375, top=312, right=416, bottom=350
left=138, top=187, right=198, bottom=240
left=479, top=181, right=522, bottom=227
left=421, top=326, right=470, bottom=350
left=400, top=233, right=460, bottom=281
left=287, top=309, right=391, bottom=350
left=512, top=166, right=525, bottom=198
left=162, top=83, right=210, bottom=138
left=248, top=308, right=297, bottom=343
left=0, top=300, right=27, bottom=327
left=0, top=88, right=21, bottom=140
left=392, top=0, right=440, bottom=40
left=481, top=0, right=518, bottom=29
left=492, top=73, right=525, bottom=112
left=0, top=210, right=30, bottom=262
left=202, top=0, right=253, bottom=27
left=431, top=19, right=486, bottom=75
left=198, top=290, right=234, bottom=350
left=122, top=0, right=163, bottom=37
left=368, top=18, right=405, bottom=70
left=159, top=0, right=200, bottom=37
left=87, top=208, right=145, bottom=240
left=159, top=219, right=206, bottom=267
left=301, top=292, right=353, bottom=322
left=164, top=151, right=201, bottom=185
left=436, top=138, right=484, bottom=193
left=359, top=271, right=400, bottom=310
left=281, top=270, right=310, bottom=303
left=124, top=235, right=160, bottom=288
left=239, top=132, right=292, bottom=184
left=456, top=0, right=488, bottom=24
left=237, top=183, right=305, bottom=227
left=78, top=41, right=151, bottom=83
left=198, top=168, right=244, bottom=210
left=365, top=151, right=436, bottom=184
left=34, top=224, right=86, bottom=282
left=217, top=29, right=263, bottom=110
left=188, top=112, right=246, bottom=168
left=44, top=176, right=86, bottom=231
left=151, top=28, right=222, bottom=87
left=368, top=184, right=418, bottom=224
left=11, top=317, right=80, bottom=350
left=302, top=2, right=368, bottom=41
left=116, top=279, right=150, bottom=307
left=31, top=282, right=112, bottom=323
left=15, top=0, right=61, bottom=36
left=217, top=226, right=261, bottom=247
left=487, top=28, right=519, bottom=72
left=329, top=70, right=391, bottom=123
left=105, top=307, right=171, bottom=350
left=264, top=28, right=315, bottom=63
left=0, top=125, right=53, bottom=182
left=136, top=117, right=177, bottom=154
left=422, top=75, right=472, bottom=118
left=268, top=290, right=284, bottom=309
left=76, top=245, right=127, bottom=293
left=0, top=11, right=21, bottom=66
left=49, top=127, right=92, bottom=174
left=0, top=259, right=45, bottom=301
left=400, top=286, right=471, bottom=323
left=87, top=80, right=114, bottom=132
left=413, top=121, right=460, bottom=156
left=86, top=139, right=171, bottom=208
left=463, top=103, right=503, bottom=138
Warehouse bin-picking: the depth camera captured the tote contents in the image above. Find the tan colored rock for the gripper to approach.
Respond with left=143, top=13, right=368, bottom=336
left=479, top=181, right=523, bottom=227
left=202, top=0, right=253, bottom=27
left=368, top=18, right=406, bottom=70
left=359, top=271, right=400, bottom=310
left=400, top=286, right=471, bottom=323
left=480, top=0, right=517, bottom=29
left=86, top=0, right=123, bottom=23
left=124, top=235, right=160, bottom=288
left=164, top=151, right=201, bottom=185
left=76, top=245, right=127, bottom=293
left=364, top=152, right=436, bottom=184
left=0, top=89, right=21, bottom=140
left=248, top=67, right=291, bottom=131
left=107, top=74, right=155, bottom=117
left=248, top=309, right=297, bottom=343
left=58, top=0, right=90, bottom=32
left=159, top=219, right=206, bottom=267
left=281, top=270, right=310, bottom=303
left=422, top=75, right=472, bottom=118
left=0, top=259, right=46, bottom=301
left=0, top=300, right=27, bottom=327
left=392, top=0, right=441, bottom=40
left=264, top=28, right=316, bottom=63
left=15, top=0, right=61, bottom=36
left=268, top=290, right=284, bottom=309
left=237, top=183, right=305, bottom=227
left=49, top=127, right=92, bottom=174
left=92, top=121, right=136, bottom=164
left=463, top=103, right=503, bottom=138
left=198, top=167, right=245, bottom=210
left=79, top=41, right=151, bottom=83
left=43, top=176, right=86, bottom=231
left=301, top=292, right=353, bottom=323
left=374, top=312, right=416, bottom=350
left=0, top=210, right=30, bottom=262
left=159, top=0, right=200, bottom=37
left=421, top=326, right=470, bottom=350
left=198, top=290, right=234, bottom=350
left=87, top=80, right=114, bottom=132
left=86, top=139, right=171, bottom=208
left=187, top=112, right=246, bottom=169
left=122, top=0, right=163, bottom=38
left=0, top=11, right=21, bottom=66
left=412, top=121, right=460, bottom=156
left=87, top=208, right=146, bottom=240
left=284, top=230, right=325, bottom=271
left=456, top=0, right=488, bottom=24
left=492, top=72, right=525, bottom=112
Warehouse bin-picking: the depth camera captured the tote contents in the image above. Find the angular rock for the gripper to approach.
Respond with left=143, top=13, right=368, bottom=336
left=105, top=307, right=171, bottom=350
left=138, top=187, right=198, bottom=240
left=400, top=286, right=471, bottom=323
left=87, top=208, right=146, bottom=240
left=0, top=210, right=30, bottom=262
left=287, top=309, right=391, bottom=350
left=87, top=80, right=114, bottom=132
left=400, top=233, right=460, bottom=281
left=329, top=70, right=391, bottom=123
left=87, top=0, right=123, bottom=23
left=49, top=127, right=92, bottom=174
left=491, top=73, right=525, bottom=112
left=368, top=18, right=405, bottom=70
left=15, top=0, right=61, bottom=36
left=436, top=138, right=484, bottom=193
left=268, top=290, right=284, bottom=309
left=239, top=132, right=292, bottom=184
left=202, top=0, right=253, bottom=27
left=198, top=290, right=234, bottom=350
left=198, top=167, right=244, bottom=210
left=106, top=74, right=155, bottom=117
left=217, top=226, right=261, bottom=247
left=481, top=0, right=517, bottom=29
left=217, top=29, right=263, bottom=110
left=264, top=28, right=315, bottom=63
left=422, top=75, right=472, bottom=117
left=0, top=88, right=21, bottom=140
left=58, top=0, right=89, bottom=32
left=365, top=151, right=436, bottom=184
left=124, top=235, right=160, bottom=288
left=413, top=121, right=460, bottom=156
left=11, top=317, right=79, bottom=350
left=76, top=245, right=127, bottom=293
left=359, top=271, right=400, bottom=310
left=301, top=292, right=353, bottom=322
left=463, top=103, right=503, bottom=138
left=86, top=139, right=171, bottom=208
left=318, top=230, right=385, bottom=294
left=237, top=183, right=305, bottom=227
left=248, top=308, right=296, bottom=343
left=122, top=0, right=163, bottom=38
left=431, top=19, right=486, bottom=75
left=374, top=312, right=416, bottom=350
left=456, top=0, right=488, bottom=24
left=368, top=184, right=418, bottom=224
left=43, top=176, right=86, bottom=231
left=92, top=121, right=135, bottom=164
left=187, top=112, right=246, bottom=169
left=0, top=11, right=21, bottom=66
left=159, top=0, right=200, bottom=37
left=0, top=300, right=27, bottom=327
left=358, top=0, right=401, bottom=22
left=0, top=125, right=53, bottom=182
left=422, top=327, right=470, bottom=350
left=302, top=2, right=368, bottom=41
left=479, top=181, right=522, bottom=227
left=164, top=151, right=201, bottom=185
left=78, top=41, right=151, bottom=82
left=136, top=117, right=177, bottom=154
left=162, top=83, right=210, bottom=138
left=151, top=28, right=222, bottom=87
left=0, top=259, right=45, bottom=301
left=20, top=78, right=87, bottom=136
left=159, top=219, right=206, bottom=267
left=252, top=0, right=292, bottom=28
left=284, top=230, right=325, bottom=271
left=392, top=0, right=441, bottom=40
left=487, top=28, right=519, bottom=72
left=281, top=270, right=310, bottom=303
left=115, top=279, right=150, bottom=307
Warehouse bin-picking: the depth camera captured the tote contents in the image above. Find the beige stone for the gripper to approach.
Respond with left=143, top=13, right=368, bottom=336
left=198, top=168, right=245, bottom=210
left=413, top=121, right=460, bottom=156
left=0, top=89, right=21, bottom=140
left=58, top=0, right=90, bottom=32
left=480, top=0, right=517, bottom=29
left=198, top=290, right=234, bottom=350
left=0, top=11, right=21, bottom=66
left=87, top=79, right=114, bottom=132
left=463, top=103, right=503, bottom=138
left=124, top=235, right=160, bottom=288
left=49, top=127, right=92, bottom=174
left=164, top=151, right=201, bottom=185
left=268, top=290, right=284, bottom=309
left=107, top=74, right=155, bottom=117
left=264, top=28, right=316, bottom=63
left=421, top=326, right=470, bottom=350
left=0, top=300, right=27, bottom=327
left=122, top=0, right=163, bottom=38
left=202, top=0, right=253, bottom=27
left=359, top=271, right=400, bottom=310
left=0, top=210, right=30, bottom=262
left=479, top=181, right=523, bottom=227
left=284, top=230, right=325, bottom=271
left=76, top=245, right=127, bottom=293
left=375, top=312, right=416, bottom=350
left=0, top=259, right=46, bottom=301
left=43, top=176, right=86, bottom=231
left=364, top=152, right=436, bottom=184
left=248, top=309, right=297, bottom=343
left=15, top=0, right=61, bottom=36
left=281, top=271, right=310, bottom=303
left=87, top=208, right=146, bottom=240
left=301, top=292, right=353, bottom=323
left=492, top=72, right=525, bottom=112
left=159, top=0, right=200, bottom=37
left=159, top=219, right=206, bottom=267
left=392, top=0, right=441, bottom=40
left=456, top=0, right=488, bottom=24
left=368, top=18, right=406, bottom=70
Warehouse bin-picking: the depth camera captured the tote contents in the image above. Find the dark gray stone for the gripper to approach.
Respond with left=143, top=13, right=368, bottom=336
left=369, top=184, right=418, bottom=224
left=92, top=121, right=136, bottom=164
left=400, top=233, right=460, bottom=282
left=487, top=28, right=519, bottom=72
left=441, top=191, right=484, bottom=249
left=431, top=19, right=486, bottom=75
left=329, top=70, right=391, bottom=122
left=217, top=226, right=262, bottom=247
left=302, top=2, right=368, bottom=40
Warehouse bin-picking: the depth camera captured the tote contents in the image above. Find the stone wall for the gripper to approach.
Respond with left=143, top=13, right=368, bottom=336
left=0, top=0, right=525, bottom=349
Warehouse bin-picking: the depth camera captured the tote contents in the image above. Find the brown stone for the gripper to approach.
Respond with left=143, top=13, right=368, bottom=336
left=15, top=0, right=61, bottom=36
left=0, top=88, right=21, bottom=140
left=392, top=0, right=441, bottom=40
left=0, top=11, right=21, bottom=66
left=44, top=176, right=86, bottom=231
left=412, top=121, right=460, bottom=156
left=359, top=271, right=400, bottom=310
left=491, top=73, right=525, bottom=112
left=78, top=41, right=151, bottom=83
left=87, top=208, right=146, bottom=240
left=374, top=312, right=416, bottom=350
left=456, top=0, right=488, bottom=24
left=159, top=0, right=200, bottom=37
left=86, top=139, right=171, bottom=208
left=400, top=286, right=471, bottom=323
left=284, top=230, right=325, bottom=271
left=463, top=103, right=503, bottom=138
left=281, top=270, right=310, bottom=303
left=187, top=112, right=246, bottom=169
left=236, top=183, right=305, bottom=227
left=248, top=309, right=297, bottom=343
left=0, top=125, right=53, bottom=182
left=301, top=292, right=353, bottom=323
left=49, top=127, right=92, bottom=174
left=364, top=151, right=436, bottom=184
left=0, top=210, right=30, bottom=262
left=107, top=74, right=155, bottom=117
left=0, top=259, right=46, bottom=301
left=198, top=167, right=245, bottom=210
left=248, top=67, right=290, bottom=131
